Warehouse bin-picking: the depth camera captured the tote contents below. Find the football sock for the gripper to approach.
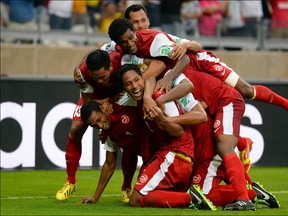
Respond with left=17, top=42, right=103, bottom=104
left=237, top=136, right=247, bottom=151
left=207, top=185, right=236, bottom=206
left=253, top=85, right=288, bottom=110
left=121, top=150, right=137, bottom=190
left=65, top=135, right=81, bottom=184
left=140, top=190, right=191, bottom=208
left=223, top=153, right=250, bottom=201
left=207, top=184, right=256, bottom=207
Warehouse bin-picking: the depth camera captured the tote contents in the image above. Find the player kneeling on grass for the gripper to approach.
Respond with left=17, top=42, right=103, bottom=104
left=78, top=99, right=151, bottom=204
left=117, top=64, right=216, bottom=210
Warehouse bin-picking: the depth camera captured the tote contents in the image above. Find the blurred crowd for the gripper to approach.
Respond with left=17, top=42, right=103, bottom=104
left=1, top=0, right=288, bottom=38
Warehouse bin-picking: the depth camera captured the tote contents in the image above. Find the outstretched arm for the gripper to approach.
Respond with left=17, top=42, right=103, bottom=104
left=79, top=150, right=117, bottom=204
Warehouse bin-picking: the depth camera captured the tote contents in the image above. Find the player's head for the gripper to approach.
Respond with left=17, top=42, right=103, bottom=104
left=81, top=100, right=111, bottom=130
left=124, top=4, right=150, bottom=30
left=108, top=18, right=138, bottom=54
left=86, top=50, right=112, bottom=84
left=117, top=64, right=144, bottom=101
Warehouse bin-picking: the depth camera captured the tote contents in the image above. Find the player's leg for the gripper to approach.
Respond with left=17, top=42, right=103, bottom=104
left=120, top=149, right=138, bottom=203
left=235, top=77, right=288, bottom=111
left=197, top=51, right=288, bottom=110
left=56, top=98, right=88, bottom=201
left=214, top=99, right=255, bottom=210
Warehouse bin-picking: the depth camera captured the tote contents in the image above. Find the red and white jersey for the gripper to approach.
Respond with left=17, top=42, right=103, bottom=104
left=184, top=71, right=242, bottom=117
left=138, top=102, right=195, bottom=159
left=101, top=103, right=153, bottom=162
left=78, top=51, right=122, bottom=99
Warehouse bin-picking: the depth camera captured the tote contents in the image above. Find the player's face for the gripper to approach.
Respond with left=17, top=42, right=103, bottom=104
left=129, top=10, right=150, bottom=30
left=86, top=110, right=111, bottom=130
left=118, top=29, right=138, bottom=54
left=121, top=70, right=144, bottom=101
left=89, top=67, right=110, bottom=84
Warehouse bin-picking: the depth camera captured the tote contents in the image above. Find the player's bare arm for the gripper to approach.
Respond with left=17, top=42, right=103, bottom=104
left=150, top=106, right=184, bottom=137
left=155, top=54, right=190, bottom=92
left=170, top=40, right=202, bottom=60
left=154, top=78, right=194, bottom=112
left=167, top=102, right=207, bottom=126
left=79, top=151, right=117, bottom=204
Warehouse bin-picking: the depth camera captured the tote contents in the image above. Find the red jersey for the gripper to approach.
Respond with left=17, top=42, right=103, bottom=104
left=125, top=30, right=234, bottom=84
left=134, top=30, right=178, bottom=71
left=79, top=51, right=122, bottom=99
left=184, top=71, right=242, bottom=117
left=138, top=102, right=195, bottom=159
left=102, top=103, right=152, bottom=162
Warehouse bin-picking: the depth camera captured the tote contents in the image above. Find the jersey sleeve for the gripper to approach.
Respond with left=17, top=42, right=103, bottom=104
left=101, top=41, right=117, bottom=52
left=149, top=33, right=175, bottom=58
left=78, top=64, right=94, bottom=93
left=103, top=137, right=119, bottom=152
left=172, top=73, right=198, bottom=113
left=116, top=92, right=138, bottom=106
left=121, top=54, right=144, bottom=65
left=167, top=34, right=190, bottom=44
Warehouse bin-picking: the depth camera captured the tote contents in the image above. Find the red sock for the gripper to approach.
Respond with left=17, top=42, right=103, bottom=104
left=65, top=135, right=82, bottom=184
left=248, top=188, right=256, bottom=201
left=237, top=136, right=247, bottom=151
left=207, top=184, right=256, bottom=207
left=140, top=191, right=191, bottom=208
left=223, top=154, right=249, bottom=201
left=207, top=185, right=236, bottom=206
left=121, top=150, right=138, bottom=190
left=253, top=85, right=288, bottom=110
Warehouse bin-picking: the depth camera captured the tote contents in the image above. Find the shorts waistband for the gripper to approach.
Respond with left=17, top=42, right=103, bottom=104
left=172, top=151, right=192, bottom=163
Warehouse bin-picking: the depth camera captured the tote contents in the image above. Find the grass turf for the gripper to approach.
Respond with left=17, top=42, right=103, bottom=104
left=1, top=167, right=288, bottom=215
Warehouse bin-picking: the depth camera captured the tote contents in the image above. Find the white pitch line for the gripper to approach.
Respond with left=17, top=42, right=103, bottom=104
left=0, top=194, right=120, bottom=200
left=1, top=191, right=287, bottom=200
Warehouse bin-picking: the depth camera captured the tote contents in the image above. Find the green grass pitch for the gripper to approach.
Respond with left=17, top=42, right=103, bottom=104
left=1, top=167, right=288, bottom=215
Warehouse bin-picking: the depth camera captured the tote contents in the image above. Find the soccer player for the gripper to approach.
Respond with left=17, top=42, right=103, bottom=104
left=164, top=71, right=279, bottom=210
left=56, top=50, right=133, bottom=201
left=78, top=100, right=152, bottom=204
left=78, top=72, right=199, bottom=204
left=190, top=115, right=280, bottom=210
left=107, top=11, right=288, bottom=112
left=108, top=20, right=268, bottom=210
left=117, top=64, right=216, bottom=210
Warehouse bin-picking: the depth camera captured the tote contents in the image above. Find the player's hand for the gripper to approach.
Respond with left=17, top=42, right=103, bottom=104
left=143, top=96, right=158, bottom=119
left=98, top=130, right=107, bottom=143
left=170, top=42, right=188, bottom=60
left=74, top=68, right=86, bottom=89
left=100, top=101, right=113, bottom=114
left=78, top=196, right=97, bottom=204
left=149, top=106, right=167, bottom=130
left=155, top=76, right=172, bottom=93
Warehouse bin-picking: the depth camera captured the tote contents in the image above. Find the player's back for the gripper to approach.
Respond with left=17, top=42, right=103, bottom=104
left=184, top=70, right=241, bottom=116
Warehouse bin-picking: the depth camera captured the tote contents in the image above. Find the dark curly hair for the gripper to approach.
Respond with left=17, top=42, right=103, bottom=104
left=124, top=4, right=148, bottom=19
left=80, top=100, right=102, bottom=123
left=86, top=49, right=110, bottom=71
left=108, top=18, right=134, bottom=45
left=117, top=64, right=141, bottom=88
